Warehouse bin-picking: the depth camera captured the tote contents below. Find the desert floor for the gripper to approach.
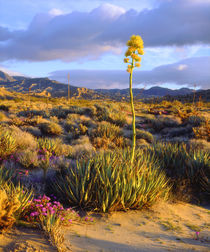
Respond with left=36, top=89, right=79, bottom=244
left=0, top=201, right=209, bottom=252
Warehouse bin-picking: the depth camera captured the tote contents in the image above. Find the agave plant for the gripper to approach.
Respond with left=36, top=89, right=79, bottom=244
left=150, top=142, right=210, bottom=201
left=52, top=149, right=170, bottom=212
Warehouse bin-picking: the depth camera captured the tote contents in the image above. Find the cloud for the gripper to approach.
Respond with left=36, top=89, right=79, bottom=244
left=0, top=66, right=25, bottom=76
left=49, top=56, right=210, bottom=89
left=0, top=26, right=12, bottom=41
left=0, top=0, right=209, bottom=62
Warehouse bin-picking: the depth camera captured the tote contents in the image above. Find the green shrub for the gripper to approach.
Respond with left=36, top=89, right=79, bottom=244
left=125, top=129, right=154, bottom=143
left=94, top=104, right=110, bottom=121
left=51, top=149, right=170, bottom=212
left=0, top=129, right=17, bottom=159
left=37, top=137, right=72, bottom=157
left=148, top=115, right=182, bottom=132
left=16, top=150, right=39, bottom=168
left=39, top=122, right=63, bottom=136
left=150, top=143, right=210, bottom=201
left=108, top=112, right=127, bottom=127
left=18, top=109, right=47, bottom=118
left=91, top=121, right=122, bottom=140
left=187, top=115, right=206, bottom=126
left=0, top=183, right=33, bottom=231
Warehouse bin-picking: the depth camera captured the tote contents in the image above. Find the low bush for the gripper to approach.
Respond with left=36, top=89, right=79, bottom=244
left=187, top=115, right=206, bottom=126
left=16, top=149, right=39, bottom=168
left=0, top=104, right=9, bottom=112
left=0, top=183, right=33, bottom=232
left=108, top=112, right=127, bottom=127
left=193, top=120, right=210, bottom=141
left=39, top=122, right=63, bottom=136
left=37, top=137, right=72, bottom=157
left=94, top=104, right=110, bottom=121
left=124, top=129, right=154, bottom=143
left=0, top=188, right=20, bottom=232
left=91, top=121, right=122, bottom=140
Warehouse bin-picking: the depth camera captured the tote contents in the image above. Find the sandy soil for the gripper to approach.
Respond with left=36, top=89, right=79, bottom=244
left=0, top=227, right=56, bottom=252
left=65, top=202, right=210, bottom=252
left=0, top=202, right=209, bottom=252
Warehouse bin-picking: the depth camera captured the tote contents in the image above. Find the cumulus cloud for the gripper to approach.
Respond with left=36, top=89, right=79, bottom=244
left=0, top=0, right=209, bottom=62
left=49, top=57, right=210, bottom=89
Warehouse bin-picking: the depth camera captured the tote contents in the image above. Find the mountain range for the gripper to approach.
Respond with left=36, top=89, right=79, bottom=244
left=0, top=70, right=207, bottom=101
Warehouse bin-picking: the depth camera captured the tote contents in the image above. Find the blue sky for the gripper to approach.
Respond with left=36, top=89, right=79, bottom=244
left=0, top=0, right=209, bottom=89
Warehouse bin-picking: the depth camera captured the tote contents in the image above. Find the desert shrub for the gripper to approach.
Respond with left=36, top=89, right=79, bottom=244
left=79, top=123, right=88, bottom=135
left=39, top=122, right=63, bottom=136
left=0, top=112, right=6, bottom=121
left=91, top=121, right=122, bottom=140
left=50, top=107, right=68, bottom=119
left=51, top=149, right=170, bottom=212
left=0, top=128, right=17, bottom=159
left=108, top=112, right=127, bottom=127
left=193, top=121, right=210, bottom=141
left=51, top=106, right=86, bottom=119
left=160, top=125, right=193, bottom=137
left=0, top=166, right=15, bottom=187
left=0, top=104, right=9, bottom=112
left=66, top=113, right=93, bottom=127
left=10, top=117, right=25, bottom=126
left=16, top=150, right=39, bottom=168
left=136, top=129, right=154, bottom=143
left=71, top=136, right=95, bottom=159
left=0, top=188, right=20, bottom=232
left=124, top=129, right=154, bottom=143
left=150, top=143, right=210, bottom=202
left=188, top=139, right=210, bottom=152
left=18, top=109, right=47, bottom=118
left=92, top=136, right=116, bottom=149
left=37, top=137, right=72, bottom=157
left=25, top=126, right=42, bottom=137
left=94, top=104, right=110, bottom=121
left=49, top=116, right=59, bottom=123
left=0, top=183, right=33, bottom=232
left=149, top=115, right=182, bottom=132
left=37, top=137, right=61, bottom=154
left=10, top=126, right=38, bottom=150
left=187, top=115, right=206, bottom=126
left=91, top=121, right=123, bottom=149
left=82, top=106, right=97, bottom=117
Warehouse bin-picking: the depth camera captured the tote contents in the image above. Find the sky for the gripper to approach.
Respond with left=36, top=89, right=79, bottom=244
left=0, top=0, right=209, bottom=90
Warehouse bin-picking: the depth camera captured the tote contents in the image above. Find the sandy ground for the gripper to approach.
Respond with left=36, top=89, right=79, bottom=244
left=65, top=202, right=210, bottom=252
left=0, top=227, right=56, bottom=252
left=0, top=202, right=209, bottom=252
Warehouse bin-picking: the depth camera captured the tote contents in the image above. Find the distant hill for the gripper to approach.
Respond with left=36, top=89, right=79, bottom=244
left=95, top=86, right=196, bottom=99
left=0, top=70, right=208, bottom=101
left=0, top=71, right=16, bottom=82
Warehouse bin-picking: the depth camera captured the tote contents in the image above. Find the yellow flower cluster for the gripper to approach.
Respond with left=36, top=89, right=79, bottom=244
left=124, top=35, right=144, bottom=72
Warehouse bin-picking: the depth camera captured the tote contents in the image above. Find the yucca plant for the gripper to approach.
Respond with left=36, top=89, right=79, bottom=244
left=0, top=165, right=15, bottom=187
left=150, top=142, right=210, bottom=201
left=53, top=159, right=97, bottom=208
left=37, top=137, right=61, bottom=155
left=0, top=129, right=17, bottom=159
left=52, top=149, right=170, bottom=212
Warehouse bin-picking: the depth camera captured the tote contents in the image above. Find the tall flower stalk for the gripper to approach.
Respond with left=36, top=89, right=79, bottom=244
left=124, top=35, right=144, bottom=163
